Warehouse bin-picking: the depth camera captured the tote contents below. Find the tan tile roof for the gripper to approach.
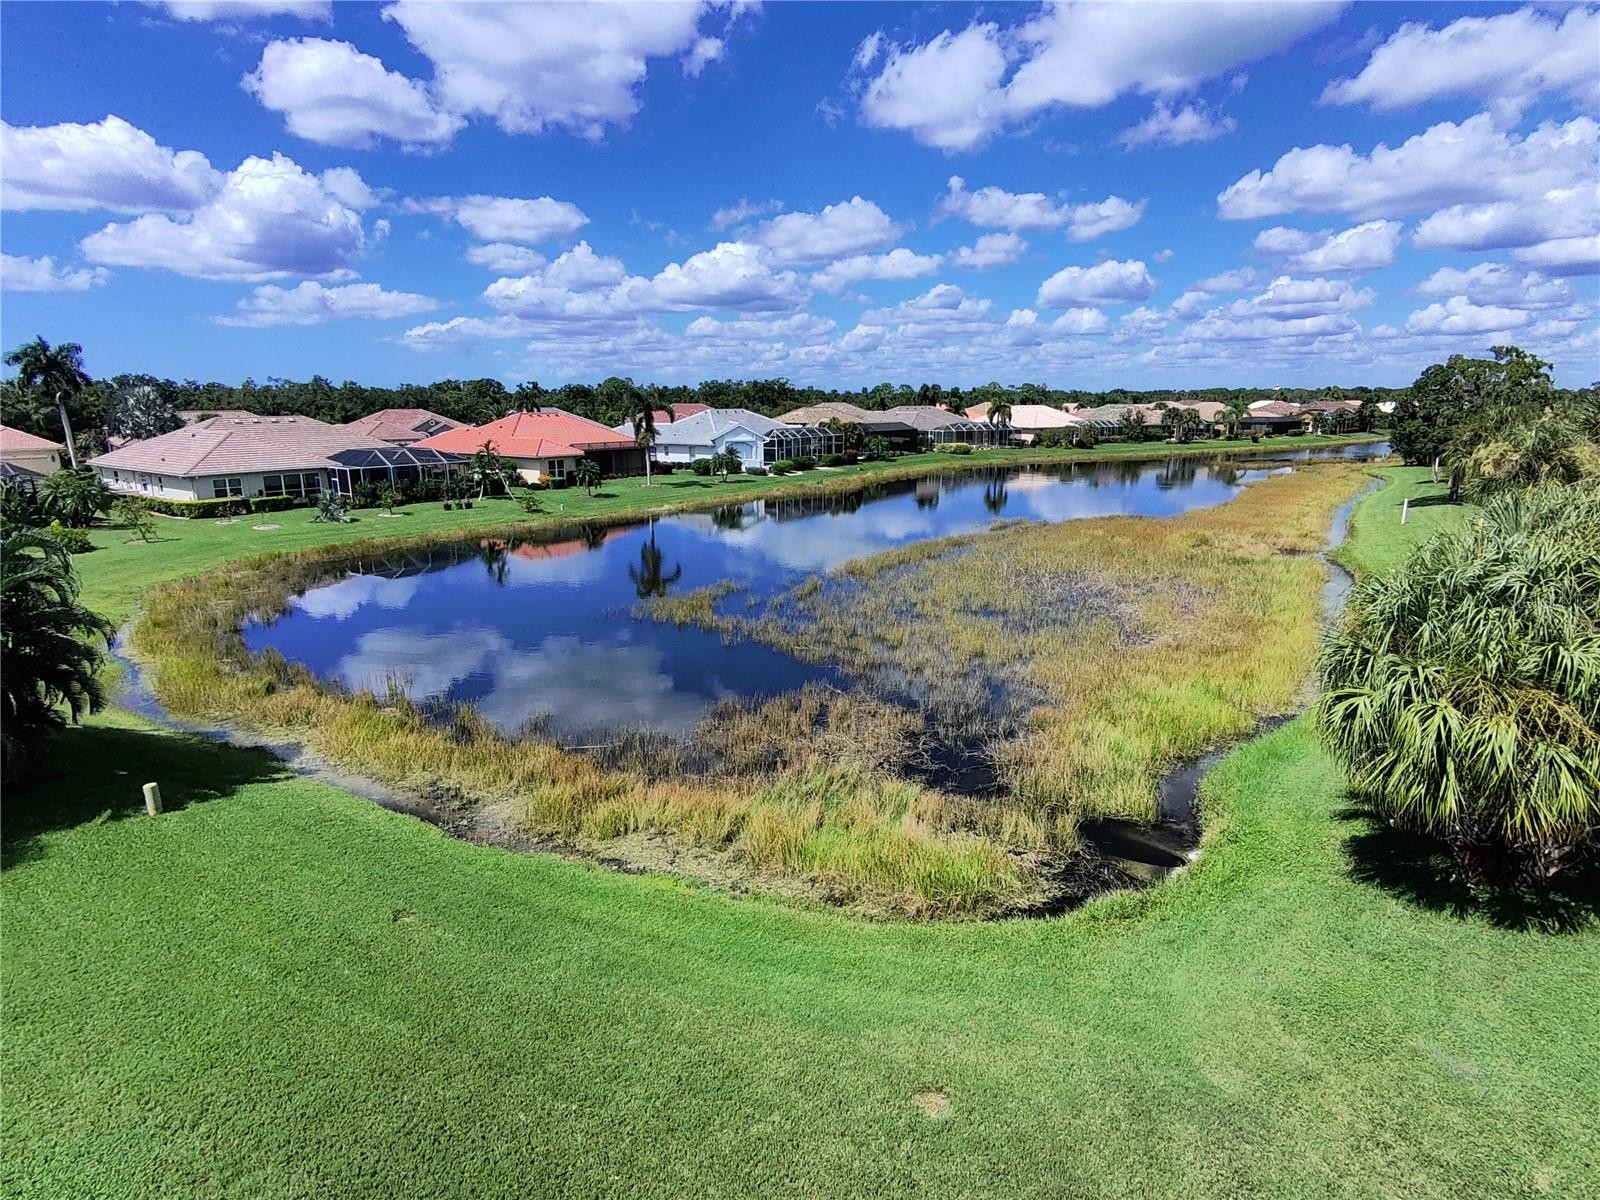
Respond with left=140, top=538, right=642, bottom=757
left=87, top=415, right=388, bottom=477
left=339, top=408, right=461, bottom=443
left=0, top=423, right=65, bottom=451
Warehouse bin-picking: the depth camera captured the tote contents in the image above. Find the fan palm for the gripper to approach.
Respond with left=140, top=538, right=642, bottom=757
left=1, top=518, right=114, bottom=779
left=630, top=395, right=673, bottom=487
left=1317, top=482, right=1600, bottom=885
left=573, top=457, right=603, bottom=496
left=3, top=337, right=91, bottom=468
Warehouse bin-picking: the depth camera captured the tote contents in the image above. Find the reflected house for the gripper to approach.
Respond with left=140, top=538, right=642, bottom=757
left=414, top=409, right=645, bottom=482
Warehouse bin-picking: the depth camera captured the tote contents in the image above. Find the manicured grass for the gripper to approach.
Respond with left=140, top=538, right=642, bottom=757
left=9, top=456, right=1594, bottom=1197
left=4, top=709, right=1595, bottom=1199
left=74, top=433, right=1382, bottom=626
left=1334, top=465, right=1470, bottom=579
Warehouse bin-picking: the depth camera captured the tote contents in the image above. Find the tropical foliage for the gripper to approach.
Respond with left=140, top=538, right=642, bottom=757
left=38, top=467, right=111, bottom=528
left=112, top=494, right=158, bottom=543
left=572, top=457, right=603, bottom=496
left=105, top=383, right=183, bottom=441
left=2, top=336, right=92, bottom=467
left=0, top=518, right=114, bottom=780
left=1318, top=483, right=1600, bottom=884
left=1390, top=345, right=1555, bottom=468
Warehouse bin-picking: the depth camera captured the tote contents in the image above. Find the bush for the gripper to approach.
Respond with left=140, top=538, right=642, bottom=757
left=1073, top=430, right=1098, bottom=450
left=1036, top=429, right=1070, bottom=449
left=313, top=492, right=349, bottom=524
left=769, top=460, right=794, bottom=474
left=144, top=496, right=250, bottom=519
left=744, top=465, right=768, bottom=476
left=249, top=495, right=296, bottom=514
left=351, top=481, right=380, bottom=510
left=0, top=485, right=41, bottom=526
left=935, top=442, right=974, bottom=455
left=821, top=453, right=848, bottom=467
left=518, top=492, right=543, bottom=514
left=1250, top=431, right=1263, bottom=444
left=46, top=521, right=94, bottom=553
left=689, top=458, right=714, bottom=476
left=1318, top=483, right=1600, bottom=886
left=1288, top=426, right=1306, bottom=437
left=789, top=454, right=817, bottom=471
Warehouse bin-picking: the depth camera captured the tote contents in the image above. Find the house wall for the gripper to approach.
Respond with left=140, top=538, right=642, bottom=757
left=506, top=455, right=572, bottom=483
left=98, top=467, right=334, bottom=500
left=1, top=447, right=62, bottom=474
left=655, top=429, right=765, bottom=466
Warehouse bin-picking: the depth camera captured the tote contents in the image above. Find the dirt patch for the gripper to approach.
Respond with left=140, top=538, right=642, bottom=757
left=912, top=1090, right=952, bottom=1119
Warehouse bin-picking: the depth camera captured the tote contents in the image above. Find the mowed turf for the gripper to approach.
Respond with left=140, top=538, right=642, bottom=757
left=1334, top=465, right=1468, bottom=580
left=5, top=462, right=1597, bottom=1199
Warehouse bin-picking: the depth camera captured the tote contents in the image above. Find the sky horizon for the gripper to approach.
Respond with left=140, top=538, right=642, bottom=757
left=2, top=1, right=1597, bottom=391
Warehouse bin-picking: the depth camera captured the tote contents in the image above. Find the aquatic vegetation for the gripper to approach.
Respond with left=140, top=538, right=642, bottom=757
left=125, top=461, right=1369, bottom=915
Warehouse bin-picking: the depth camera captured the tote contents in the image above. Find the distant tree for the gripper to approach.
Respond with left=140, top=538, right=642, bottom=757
left=378, top=483, right=403, bottom=514
left=112, top=494, right=157, bottom=543
left=1, top=517, right=113, bottom=780
left=987, top=398, right=1014, bottom=428
left=819, top=418, right=863, bottom=453
left=1161, top=406, right=1203, bottom=443
left=625, top=384, right=671, bottom=487
left=3, top=337, right=92, bottom=467
left=469, top=442, right=516, bottom=500
left=38, top=467, right=111, bottom=528
left=1446, top=401, right=1596, bottom=501
left=861, top=435, right=891, bottom=461
left=105, top=383, right=182, bottom=441
left=1117, top=410, right=1147, bottom=443
left=1392, top=346, right=1554, bottom=468
left=573, top=457, right=603, bottom=496
left=709, top=448, right=742, bottom=481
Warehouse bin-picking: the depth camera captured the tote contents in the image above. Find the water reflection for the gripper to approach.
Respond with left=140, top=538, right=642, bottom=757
left=248, top=443, right=1389, bottom=737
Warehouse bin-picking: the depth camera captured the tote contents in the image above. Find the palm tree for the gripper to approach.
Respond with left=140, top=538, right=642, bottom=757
left=1117, top=410, right=1146, bottom=443
left=987, top=398, right=1014, bottom=429
left=1318, top=482, right=1600, bottom=886
left=1444, top=401, right=1592, bottom=502
left=628, top=519, right=682, bottom=599
left=1, top=517, right=114, bottom=779
left=469, top=442, right=515, bottom=500
left=1161, top=406, right=1204, bottom=444
left=38, top=467, right=111, bottom=527
left=709, top=448, right=741, bottom=481
left=630, top=394, right=673, bottom=487
left=4, top=337, right=91, bottom=468
left=573, top=457, right=603, bottom=497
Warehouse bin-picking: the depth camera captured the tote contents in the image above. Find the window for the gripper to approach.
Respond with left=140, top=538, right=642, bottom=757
left=262, top=472, right=322, bottom=498
left=212, top=477, right=243, bottom=499
left=549, top=458, right=567, bottom=479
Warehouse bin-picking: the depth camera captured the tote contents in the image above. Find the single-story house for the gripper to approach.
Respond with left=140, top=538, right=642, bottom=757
left=88, top=414, right=462, bottom=501
left=1239, top=402, right=1306, bottom=435
left=776, top=402, right=1003, bottom=449
left=963, top=402, right=1078, bottom=444
left=177, top=408, right=257, bottom=424
left=0, top=424, right=66, bottom=476
left=414, top=409, right=646, bottom=483
left=647, top=408, right=843, bottom=468
left=340, top=408, right=461, bottom=445
left=611, top=402, right=709, bottom=433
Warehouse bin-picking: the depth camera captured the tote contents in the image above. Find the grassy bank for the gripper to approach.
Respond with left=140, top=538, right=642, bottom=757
left=5, top=706, right=1594, bottom=1198
left=1333, top=464, right=1468, bottom=579
left=120, top=461, right=1370, bottom=913
left=75, top=432, right=1382, bottom=627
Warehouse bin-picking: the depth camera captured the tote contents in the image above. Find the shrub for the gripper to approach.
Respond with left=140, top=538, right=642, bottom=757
left=351, top=481, right=380, bottom=510
left=518, top=492, right=543, bottom=514
left=1288, top=426, right=1306, bottom=437
left=249, top=495, right=296, bottom=514
left=1073, top=430, right=1098, bottom=450
left=861, top=436, right=892, bottom=462
left=1319, top=482, right=1600, bottom=886
left=744, top=465, right=768, bottom=476
left=144, top=496, right=250, bottom=519
left=1250, top=431, right=1263, bottom=443
left=0, top=485, right=42, bottom=526
left=789, top=454, right=817, bottom=471
left=112, top=495, right=157, bottom=543
left=45, top=520, right=94, bottom=553
left=313, top=492, right=349, bottom=524
left=1036, top=429, right=1070, bottom=449
left=443, top=501, right=454, bottom=511
left=935, top=442, right=974, bottom=455
left=769, top=460, right=794, bottom=474
left=821, top=453, right=848, bottom=467
left=38, top=468, right=111, bottom=528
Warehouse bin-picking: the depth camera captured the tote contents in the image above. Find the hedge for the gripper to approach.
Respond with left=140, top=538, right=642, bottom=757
left=249, top=496, right=297, bottom=514
left=144, top=497, right=252, bottom=519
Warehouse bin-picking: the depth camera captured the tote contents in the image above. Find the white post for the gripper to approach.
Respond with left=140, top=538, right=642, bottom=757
left=1400, top=498, right=1410, bottom=525
left=142, top=782, right=163, bottom=816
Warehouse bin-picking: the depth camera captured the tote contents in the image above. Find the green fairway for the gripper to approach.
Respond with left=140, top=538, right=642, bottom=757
left=1334, top=465, right=1469, bottom=579
left=6, top=457, right=1596, bottom=1199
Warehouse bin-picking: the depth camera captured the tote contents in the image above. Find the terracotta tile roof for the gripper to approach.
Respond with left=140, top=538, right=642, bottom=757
left=0, top=424, right=65, bottom=452
left=87, top=415, right=388, bottom=476
left=340, top=408, right=461, bottom=443
left=414, top=409, right=635, bottom=460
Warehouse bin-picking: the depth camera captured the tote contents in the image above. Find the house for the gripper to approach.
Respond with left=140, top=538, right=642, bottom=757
left=413, top=409, right=645, bottom=483
left=963, top=402, right=1079, bottom=444
left=776, top=402, right=1004, bottom=449
left=0, top=424, right=66, bottom=476
left=648, top=408, right=842, bottom=468
left=340, top=408, right=461, bottom=445
left=611, top=402, right=710, bottom=434
left=87, top=414, right=461, bottom=501
left=1239, top=402, right=1306, bottom=436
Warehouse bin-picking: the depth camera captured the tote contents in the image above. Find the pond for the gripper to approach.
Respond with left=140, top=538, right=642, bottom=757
left=244, top=443, right=1390, bottom=741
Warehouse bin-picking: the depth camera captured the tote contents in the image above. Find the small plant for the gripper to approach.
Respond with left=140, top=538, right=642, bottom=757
left=377, top=484, right=403, bottom=514
left=935, top=442, right=974, bottom=455
left=861, top=436, right=891, bottom=462
left=45, top=520, right=94, bottom=554
left=0, top=485, right=41, bottom=526
left=518, top=491, right=543, bottom=514
left=112, top=494, right=157, bottom=543
left=312, top=492, right=349, bottom=524
left=708, top=449, right=742, bottom=481
left=690, top=458, right=714, bottom=476
left=443, top=500, right=454, bottom=511
left=745, top=465, right=768, bottom=476
left=821, top=453, right=848, bottom=467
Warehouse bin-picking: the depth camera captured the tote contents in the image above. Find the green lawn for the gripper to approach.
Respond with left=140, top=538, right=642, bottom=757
left=74, top=433, right=1382, bottom=625
left=1334, top=465, right=1468, bottom=579
left=7, top=456, right=1596, bottom=1199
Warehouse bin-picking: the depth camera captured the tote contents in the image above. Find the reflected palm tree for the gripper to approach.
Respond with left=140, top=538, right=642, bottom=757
left=982, top=477, right=1009, bottom=515
left=628, top=518, right=683, bottom=599
left=579, top=524, right=610, bottom=551
left=914, top=478, right=941, bottom=510
left=477, top=541, right=510, bottom=586
left=710, top=504, right=750, bottom=532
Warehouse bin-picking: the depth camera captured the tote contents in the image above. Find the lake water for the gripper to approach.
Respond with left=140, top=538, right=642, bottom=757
left=244, top=443, right=1389, bottom=739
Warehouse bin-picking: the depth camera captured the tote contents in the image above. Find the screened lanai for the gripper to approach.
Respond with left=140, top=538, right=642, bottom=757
left=923, top=420, right=1010, bottom=448
left=761, top=424, right=843, bottom=463
left=327, top=446, right=467, bottom=495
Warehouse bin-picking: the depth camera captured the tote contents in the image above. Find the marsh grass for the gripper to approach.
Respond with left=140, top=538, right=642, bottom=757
left=124, top=461, right=1368, bottom=916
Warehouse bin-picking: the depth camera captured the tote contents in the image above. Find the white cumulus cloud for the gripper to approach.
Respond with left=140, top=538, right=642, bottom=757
left=1, top=253, right=111, bottom=293
left=216, top=280, right=441, bottom=327
left=409, top=194, right=590, bottom=244
left=749, top=197, right=902, bottom=265
left=1254, top=220, right=1401, bottom=273
left=937, top=177, right=1144, bottom=240
left=1, top=115, right=220, bottom=213
left=1036, top=259, right=1155, bottom=307
left=1118, top=102, right=1236, bottom=148
left=949, top=232, right=1027, bottom=270
left=812, top=248, right=943, bottom=293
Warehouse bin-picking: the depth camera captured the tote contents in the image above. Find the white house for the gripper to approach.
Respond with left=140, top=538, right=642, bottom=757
left=87, top=414, right=405, bottom=501
left=647, top=408, right=845, bottom=468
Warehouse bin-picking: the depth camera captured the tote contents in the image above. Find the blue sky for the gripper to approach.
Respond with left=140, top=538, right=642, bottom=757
left=2, top=1, right=1596, bottom=389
